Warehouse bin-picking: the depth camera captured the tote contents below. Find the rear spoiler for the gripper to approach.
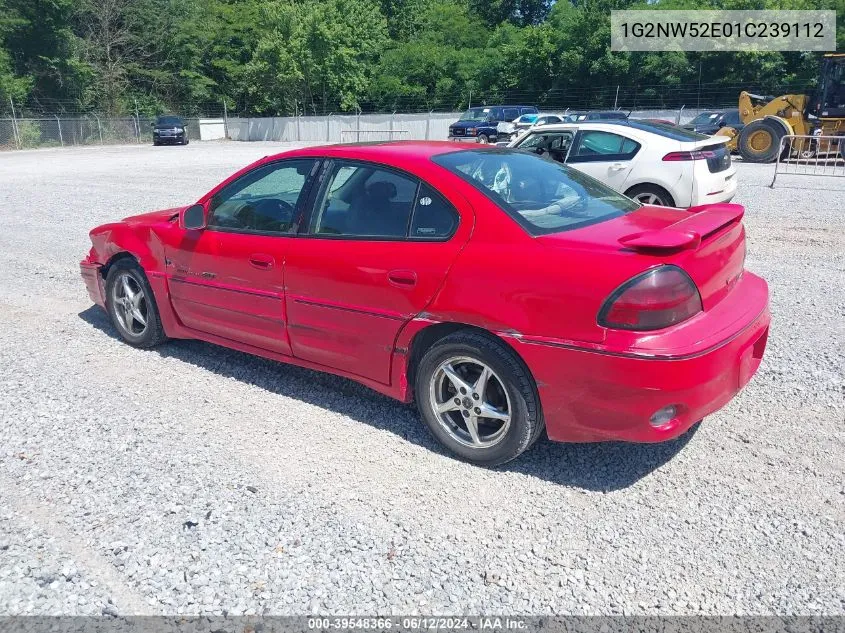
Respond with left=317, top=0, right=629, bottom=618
left=619, top=204, right=744, bottom=253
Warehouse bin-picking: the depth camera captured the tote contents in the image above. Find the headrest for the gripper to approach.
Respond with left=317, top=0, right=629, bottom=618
left=366, top=181, right=397, bottom=200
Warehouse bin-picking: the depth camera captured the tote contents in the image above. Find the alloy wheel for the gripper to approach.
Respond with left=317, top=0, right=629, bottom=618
left=111, top=272, right=148, bottom=337
left=428, top=356, right=512, bottom=448
left=634, top=192, right=665, bottom=205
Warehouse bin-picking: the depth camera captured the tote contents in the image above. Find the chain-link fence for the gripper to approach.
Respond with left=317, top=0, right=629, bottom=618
left=0, top=116, right=207, bottom=150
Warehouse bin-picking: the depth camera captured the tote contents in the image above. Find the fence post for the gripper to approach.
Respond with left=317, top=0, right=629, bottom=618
left=390, top=110, right=396, bottom=139
left=222, top=100, right=229, bottom=140
left=326, top=113, right=332, bottom=142
left=356, top=107, right=361, bottom=143
left=55, top=115, right=64, bottom=146
left=8, top=96, right=20, bottom=149
left=296, top=113, right=301, bottom=142
left=133, top=99, right=141, bottom=143
left=95, top=115, right=103, bottom=144
left=426, top=110, right=432, bottom=140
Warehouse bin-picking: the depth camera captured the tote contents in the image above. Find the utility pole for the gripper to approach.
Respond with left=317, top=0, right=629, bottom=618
left=697, top=60, right=703, bottom=110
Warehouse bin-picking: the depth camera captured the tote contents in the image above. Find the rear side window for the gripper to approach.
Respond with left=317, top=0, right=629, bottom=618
left=520, top=107, right=539, bottom=115
left=409, top=184, right=458, bottom=239
left=569, top=131, right=640, bottom=162
left=312, top=163, right=417, bottom=238
left=310, top=161, right=458, bottom=240
left=503, top=108, right=520, bottom=121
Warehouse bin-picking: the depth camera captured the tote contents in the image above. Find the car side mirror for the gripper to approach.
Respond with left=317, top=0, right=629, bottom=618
left=180, top=203, right=207, bottom=230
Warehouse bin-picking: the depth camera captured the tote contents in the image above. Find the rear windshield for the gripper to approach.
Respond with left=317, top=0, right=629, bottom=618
left=432, top=149, right=639, bottom=236
left=625, top=120, right=709, bottom=141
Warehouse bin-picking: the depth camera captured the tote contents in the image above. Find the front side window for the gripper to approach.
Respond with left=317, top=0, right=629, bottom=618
left=432, top=149, right=639, bottom=236
left=208, top=159, right=316, bottom=233
left=569, top=131, right=640, bottom=162
left=460, top=108, right=491, bottom=122
left=516, top=130, right=575, bottom=163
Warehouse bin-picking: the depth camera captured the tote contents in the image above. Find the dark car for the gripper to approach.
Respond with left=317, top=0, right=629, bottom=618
left=448, top=105, right=538, bottom=144
left=152, top=115, right=189, bottom=146
left=682, top=109, right=744, bottom=135
left=562, top=111, right=629, bottom=123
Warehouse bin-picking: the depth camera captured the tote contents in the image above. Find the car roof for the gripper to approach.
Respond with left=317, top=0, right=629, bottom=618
left=527, top=119, right=711, bottom=142
left=268, top=140, right=484, bottom=163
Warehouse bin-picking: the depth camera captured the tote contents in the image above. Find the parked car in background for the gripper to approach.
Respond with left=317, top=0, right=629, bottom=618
left=152, top=115, right=189, bottom=146
left=639, top=118, right=677, bottom=126
left=500, top=113, right=567, bottom=142
left=682, top=109, right=744, bottom=135
left=80, top=141, right=768, bottom=466
left=533, top=114, right=566, bottom=127
left=509, top=120, right=736, bottom=207
left=562, top=111, right=629, bottom=123
left=448, top=105, right=538, bottom=144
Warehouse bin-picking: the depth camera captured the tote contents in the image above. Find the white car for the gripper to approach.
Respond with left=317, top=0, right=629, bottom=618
left=499, top=113, right=568, bottom=142
left=507, top=120, right=737, bottom=207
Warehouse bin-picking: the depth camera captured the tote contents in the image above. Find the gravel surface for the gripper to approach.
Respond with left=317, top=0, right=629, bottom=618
left=0, top=142, right=843, bottom=616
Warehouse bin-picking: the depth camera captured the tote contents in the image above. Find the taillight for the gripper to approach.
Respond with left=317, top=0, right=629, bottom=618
left=598, top=266, right=702, bottom=331
left=662, top=150, right=716, bottom=161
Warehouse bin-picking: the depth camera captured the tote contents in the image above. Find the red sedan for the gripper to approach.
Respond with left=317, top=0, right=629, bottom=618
left=80, top=142, right=770, bottom=466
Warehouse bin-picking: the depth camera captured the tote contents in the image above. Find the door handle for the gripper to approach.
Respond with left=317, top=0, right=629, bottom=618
left=388, top=269, right=417, bottom=288
left=249, top=254, right=275, bottom=270
left=610, top=162, right=627, bottom=171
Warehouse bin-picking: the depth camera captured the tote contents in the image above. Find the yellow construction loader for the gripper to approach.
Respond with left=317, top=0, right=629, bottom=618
left=718, top=53, right=845, bottom=162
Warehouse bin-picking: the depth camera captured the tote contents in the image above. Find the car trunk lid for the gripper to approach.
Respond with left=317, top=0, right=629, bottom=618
left=684, top=136, right=732, bottom=173
left=539, top=203, right=746, bottom=310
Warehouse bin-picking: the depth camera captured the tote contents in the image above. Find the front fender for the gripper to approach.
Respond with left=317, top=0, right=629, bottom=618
left=89, top=221, right=167, bottom=274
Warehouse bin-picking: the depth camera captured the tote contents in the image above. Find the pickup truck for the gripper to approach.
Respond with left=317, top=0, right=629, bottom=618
left=448, top=105, right=539, bottom=144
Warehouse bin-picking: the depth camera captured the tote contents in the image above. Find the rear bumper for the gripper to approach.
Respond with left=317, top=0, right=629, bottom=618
left=511, top=272, right=770, bottom=443
left=691, top=166, right=738, bottom=205
left=80, top=259, right=105, bottom=307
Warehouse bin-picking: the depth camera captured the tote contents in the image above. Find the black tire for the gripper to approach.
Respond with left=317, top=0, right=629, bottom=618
left=182, top=137, right=189, bottom=145
left=625, top=183, right=675, bottom=207
left=153, top=140, right=160, bottom=146
left=104, top=259, right=167, bottom=348
left=737, top=119, right=786, bottom=163
left=477, top=134, right=490, bottom=145
left=414, top=331, right=543, bottom=467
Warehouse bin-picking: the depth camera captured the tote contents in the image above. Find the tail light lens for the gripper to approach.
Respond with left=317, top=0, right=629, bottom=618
left=598, top=266, right=702, bottom=330
left=662, top=150, right=716, bottom=161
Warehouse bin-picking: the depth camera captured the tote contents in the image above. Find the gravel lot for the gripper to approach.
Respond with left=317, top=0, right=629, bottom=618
left=0, top=142, right=843, bottom=617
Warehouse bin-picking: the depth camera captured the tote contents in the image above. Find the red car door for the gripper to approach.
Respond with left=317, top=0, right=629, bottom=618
left=162, top=158, right=319, bottom=355
left=284, top=160, right=469, bottom=384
